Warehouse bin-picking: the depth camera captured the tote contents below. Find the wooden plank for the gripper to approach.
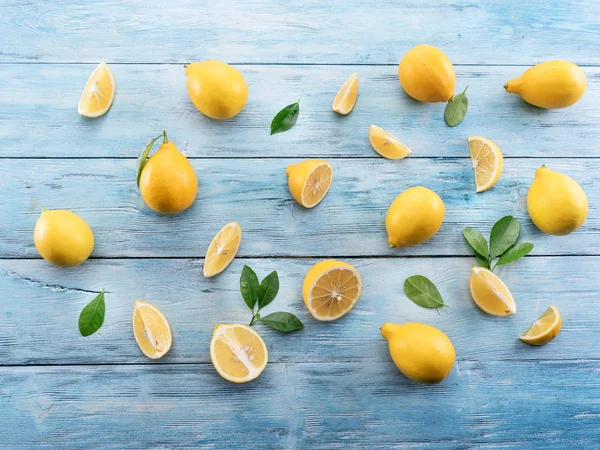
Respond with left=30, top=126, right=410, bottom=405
left=1, top=360, right=599, bottom=448
left=1, top=64, right=599, bottom=158
left=1, top=257, right=598, bottom=365
left=2, top=158, right=597, bottom=258
left=2, top=1, right=600, bottom=65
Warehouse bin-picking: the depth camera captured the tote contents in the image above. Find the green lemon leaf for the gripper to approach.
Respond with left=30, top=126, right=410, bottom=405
left=444, top=86, right=468, bottom=127
left=270, top=100, right=300, bottom=135
left=259, top=312, right=304, bottom=332
left=78, top=289, right=106, bottom=337
left=463, top=227, right=489, bottom=259
left=404, top=275, right=448, bottom=309
left=495, top=242, right=534, bottom=267
left=258, top=271, right=279, bottom=309
left=240, top=265, right=259, bottom=310
left=136, top=132, right=164, bottom=188
left=475, top=253, right=491, bottom=270
left=490, top=216, right=520, bottom=258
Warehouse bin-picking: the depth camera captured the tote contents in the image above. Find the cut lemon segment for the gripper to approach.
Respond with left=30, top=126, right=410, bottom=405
left=132, top=300, right=172, bottom=359
left=78, top=61, right=115, bottom=118
left=520, top=305, right=562, bottom=346
left=286, top=159, right=333, bottom=208
left=303, top=260, right=362, bottom=321
left=203, top=222, right=242, bottom=278
left=368, top=125, right=412, bottom=160
left=332, top=72, right=359, bottom=115
left=468, top=136, right=503, bottom=193
left=210, top=324, right=268, bottom=383
left=469, top=267, right=516, bottom=316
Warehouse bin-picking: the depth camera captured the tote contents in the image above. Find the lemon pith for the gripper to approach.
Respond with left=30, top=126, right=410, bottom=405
left=469, top=267, right=516, bottom=316
left=467, top=136, right=504, bottom=193
left=132, top=300, right=172, bottom=360
left=204, top=222, right=242, bottom=278
left=286, top=159, right=333, bottom=208
left=210, top=324, right=268, bottom=383
left=78, top=61, right=115, bottom=118
left=368, top=125, right=411, bottom=160
left=303, top=260, right=362, bottom=321
left=332, top=72, right=359, bottom=115
left=520, top=305, right=562, bottom=346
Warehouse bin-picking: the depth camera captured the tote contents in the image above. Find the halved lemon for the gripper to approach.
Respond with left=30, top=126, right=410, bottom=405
left=368, top=125, right=412, bottom=160
left=468, top=136, right=503, bottom=193
left=286, top=159, right=333, bottom=208
left=469, top=267, right=516, bottom=316
left=132, top=300, right=172, bottom=359
left=303, top=260, right=362, bottom=321
left=78, top=61, right=115, bottom=118
left=520, top=305, right=562, bottom=346
left=332, top=72, right=359, bottom=115
left=210, top=324, right=268, bottom=383
left=203, top=222, right=242, bottom=278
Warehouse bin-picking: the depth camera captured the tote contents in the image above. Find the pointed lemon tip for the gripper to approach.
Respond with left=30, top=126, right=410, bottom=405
left=380, top=323, right=393, bottom=340
left=285, top=164, right=294, bottom=176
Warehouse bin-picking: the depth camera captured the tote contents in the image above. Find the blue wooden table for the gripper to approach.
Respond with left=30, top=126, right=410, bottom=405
left=1, top=1, right=600, bottom=448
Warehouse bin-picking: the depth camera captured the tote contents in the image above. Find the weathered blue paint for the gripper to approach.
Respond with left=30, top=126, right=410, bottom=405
left=1, top=0, right=599, bottom=448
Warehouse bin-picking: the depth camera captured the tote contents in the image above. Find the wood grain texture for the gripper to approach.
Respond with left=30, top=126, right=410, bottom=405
left=1, top=0, right=600, bottom=65
left=2, top=158, right=597, bottom=258
left=2, top=361, right=599, bottom=449
left=1, top=64, right=599, bottom=158
left=1, top=257, right=598, bottom=365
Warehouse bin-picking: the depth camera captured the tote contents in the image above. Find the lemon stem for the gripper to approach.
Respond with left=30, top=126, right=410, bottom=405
left=162, top=130, right=168, bottom=143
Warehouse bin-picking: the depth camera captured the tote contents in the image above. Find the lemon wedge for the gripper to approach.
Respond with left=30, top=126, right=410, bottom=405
left=203, top=222, right=242, bottom=278
left=520, top=305, right=562, bottom=346
left=369, top=125, right=412, bottom=160
left=468, top=136, right=503, bottom=193
left=78, top=61, right=115, bottom=118
left=210, top=324, right=268, bottom=383
left=132, top=300, right=172, bottom=359
left=286, top=160, right=333, bottom=208
left=332, top=72, right=359, bottom=115
left=468, top=267, right=516, bottom=316
left=303, top=260, right=362, bottom=321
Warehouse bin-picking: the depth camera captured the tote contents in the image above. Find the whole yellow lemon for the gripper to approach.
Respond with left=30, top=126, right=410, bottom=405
left=139, top=135, right=198, bottom=215
left=186, top=60, right=248, bottom=119
left=34, top=209, right=94, bottom=267
left=381, top=322, right=455, bottom=384
left=386, top=187, right=445, bottom=247
left=398, top=44, right=455, bottom=102
left=527, top=165, right=588, bottom=235
left=504, top=61, right=586, bottom=109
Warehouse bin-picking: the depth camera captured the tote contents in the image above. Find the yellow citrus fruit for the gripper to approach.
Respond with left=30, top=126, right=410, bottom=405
left=139, top=133, right=198, bottom=215
left=381, top=322, right=455, bottom=384
left=504, top=61, right=586, bottom=109
left=132, top=300, right=172, bottom=360
left=185, top=60, right=248, bottom=120
left=469, top=267, right=516, bottom=316
left=210, top=324, right=268, bottom=383
left=332, top=72, right=359, bottom=115
left=34, top=209, right=94, bottom=267
left=286, top=159, right=333, bottom=208
left=398, top=44, right=455, bottom=102
left=203, top=222, right=242, bottom=278
left=527, top=165, right=588, bottom=236
left=520, top=305, right=562, bottom=346
left=368, top=125, right=411, bottom=160
left=467, top=136, right=504, bottom=193
left=303, top=260, right=362, bottom=321
left=386, top=187, right=445, bottom=248
left=78, top=61, right=115, bottom=118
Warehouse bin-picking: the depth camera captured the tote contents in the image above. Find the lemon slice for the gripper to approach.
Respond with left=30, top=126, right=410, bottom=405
left=520, top=305, right=562, bottom=346
left=301, top=162, right=333, bottom=207
left=368, top=125, right=412, bottom=160
left=78, top=61, right=115, bottom=118
left=210, top=324, right=268, bottom=383
left=203, top=222, right=242, bottom=278
left=468, top=136, right=504, bottom=193
left=132, top=300, right=172, bottom=359
left=303, top=260, right=362, bottom=321
left=332, top=72, right=359, bottom=115
left=468, top=267, right=516, bottom=316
